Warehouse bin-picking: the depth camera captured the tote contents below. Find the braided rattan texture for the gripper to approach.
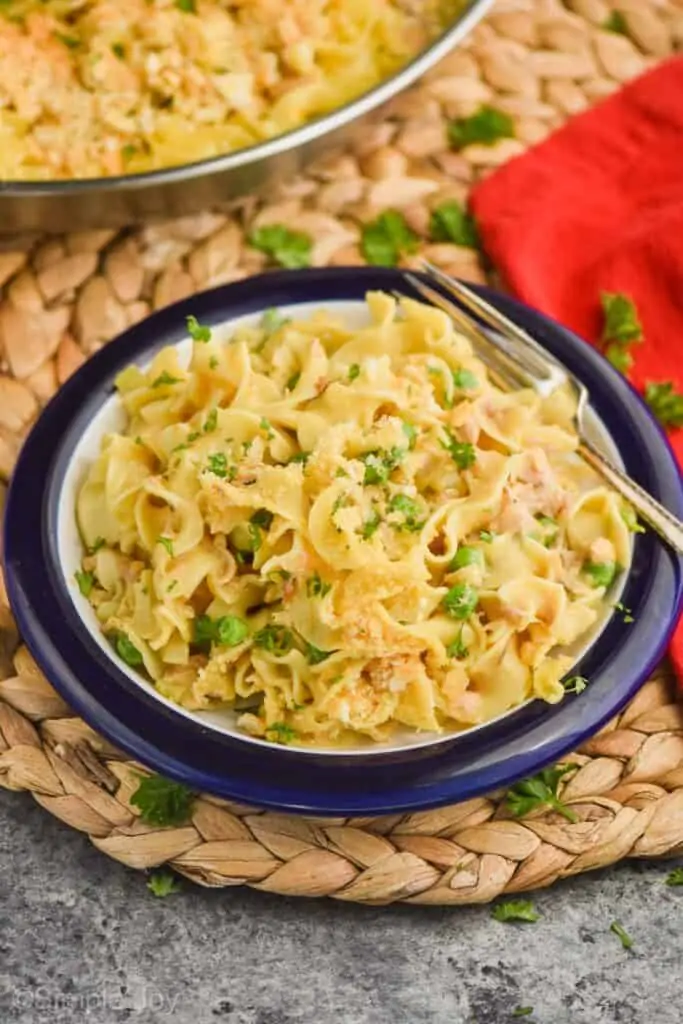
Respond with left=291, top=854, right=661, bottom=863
left=1, top=0, right=682, bottom=902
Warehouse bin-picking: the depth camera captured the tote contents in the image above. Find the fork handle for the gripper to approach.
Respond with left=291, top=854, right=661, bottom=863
left=579, top=438, right=683, bottom=556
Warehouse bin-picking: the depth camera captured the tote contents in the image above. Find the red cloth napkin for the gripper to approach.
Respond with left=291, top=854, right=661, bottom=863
left=470, top=56, right=683, bottom=678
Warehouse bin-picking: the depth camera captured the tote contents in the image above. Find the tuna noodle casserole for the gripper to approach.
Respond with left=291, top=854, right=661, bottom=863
left=0, top=0, right=460, bottom=180
left=74, top=294, right=634, bottom=749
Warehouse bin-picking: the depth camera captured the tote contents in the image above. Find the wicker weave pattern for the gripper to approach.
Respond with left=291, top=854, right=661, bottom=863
left=1, top=0, right=683, bottom=902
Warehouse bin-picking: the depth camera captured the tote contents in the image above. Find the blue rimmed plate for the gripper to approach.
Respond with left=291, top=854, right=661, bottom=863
left=3, top=268, right=682, bottom=814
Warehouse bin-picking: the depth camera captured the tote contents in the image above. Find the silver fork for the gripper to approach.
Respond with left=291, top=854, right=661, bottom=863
left=400, top=261, right=683, bottom=556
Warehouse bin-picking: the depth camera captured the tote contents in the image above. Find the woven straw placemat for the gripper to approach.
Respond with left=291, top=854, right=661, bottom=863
left=1, top=0, right=683, bottom=904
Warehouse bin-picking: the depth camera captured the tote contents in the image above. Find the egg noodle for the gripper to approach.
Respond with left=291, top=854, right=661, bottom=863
left=75, top=293, right=634, bottom=747
left=0, top=0, right=461, bottom=180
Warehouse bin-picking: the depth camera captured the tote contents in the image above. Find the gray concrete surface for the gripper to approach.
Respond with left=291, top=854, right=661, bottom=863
left=0, top=789, right=680, bottom=1024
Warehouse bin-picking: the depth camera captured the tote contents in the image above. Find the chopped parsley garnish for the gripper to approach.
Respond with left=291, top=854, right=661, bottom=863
left=285, top=371, right=301, bottom=392
left=610, top=921, right=634, bottom=950
left=203, top=408, right=218, bottom=433
left=206, top=453, right=231, bottom=478
left=601, top=293, right=643, bottom=345
left=261, top=308, right=289, bottom=333
left=534, top=514, right=558, bottom=547
left=75, top=570, right=95, bottom=597
left=401, top=421, right=418, bottom=449
left=209, top=355, right=219, bottom=370
left=268, top=569, right=292, bottom=583
left=449, top=105, right=514, bottom=149
left=563, top=675, right=588, bottom=694
left=147, top=869, right=181, bottom=898
left=449, top=546, right=484, bottom=571
left=248, top=225, right=312, bottom=269
left=387, top=494, right=420, bottom=517
left=479, top=530, right=495, bottom=543
left=387, top=493, right=424, bottom=532
left=446, top=628, right=468, bottom=659
left=175, top=0, right=197, bottom=13
left=265, top=721, right=298, bottom=744
left=260, top=417, right=275, bottom=439
left=55, top=32, right=80, bottom=49
left=111, top=41, right=126, bottom=59
left=644, top=381, right=683, bottom=428
left=251, top=508, right=274, bottom=531
left=666, top=867, right=683, bottom=886
left=491, top=900, right=540, bottom=924
left=306, top=573, right=331, bottom=598
left=621, top=505, right=645, bottom=534
left=188, top=430, right=201, bottom=443
left=452, top=368, right=479, bottom=390
left=247, top=523, right=263, bottom=552
left=361, top=508, right=382, bottom=540
left=442, top=583, right=478, bottom=619
left=253, top=625, right=295, bottom=656
left=121, top=144, right=138, bottom=162
left=360, top=210, right=419, bottom=267
left=583, top=560, right=618, bottom=588
left=360, top=446, right=405, bottom=486
left=167, top=580, right=178, bottom=592
left=430, top=201, right=479, bottom=249
left=186, top=314, right=211, bottom=342
left=348, top=363, right=361, bottom=382
left=151, top=370, right=182, bottom=388
left=440, top=430, right=476, bottom=469
left=194, top=614, right=249, bottom=647
left=512, top=1008, right=534, bottom=1018
left=304, top=641, right=333, bottom=665
left=332, top=492, right=350, bottom=517
left=130, top=773, right=195, bottom=826
left=603, top=10, right=628, bottom=34
left=113, top=633, right=143, bottom=668
left=157, top=536, right=174, bottom=557
left=506, top=765, right=578, bottom=823
left=287, top=450, right=310, bottom=465
left=615, top=601, right=634, bottom=624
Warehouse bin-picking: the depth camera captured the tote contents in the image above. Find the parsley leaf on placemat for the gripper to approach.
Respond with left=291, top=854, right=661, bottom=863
left=601, top=292, right=643, bottom=345
left=430, top=201, right=479, bottom=249
left=610, top=921, right=634, bottom=950
left=506, top=765, right=578, bottom=823
left=361, top=210, right=419, bottom=267
left=666, top=867, right=683, bottom=886
left=448, top=105, right=514, bottom=149
left=644, top=381, right=683, bottom=428
left=603, top=10, right=628, bottom=34
left=147, top=870, right=182, bottom=897
left=491, top=900, right=540, bottom=924
left=131, top=774, right=196, bottom=826
left=248, top=225, right=312, bottom=269
left=600, top=291, right=643, bottom=375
